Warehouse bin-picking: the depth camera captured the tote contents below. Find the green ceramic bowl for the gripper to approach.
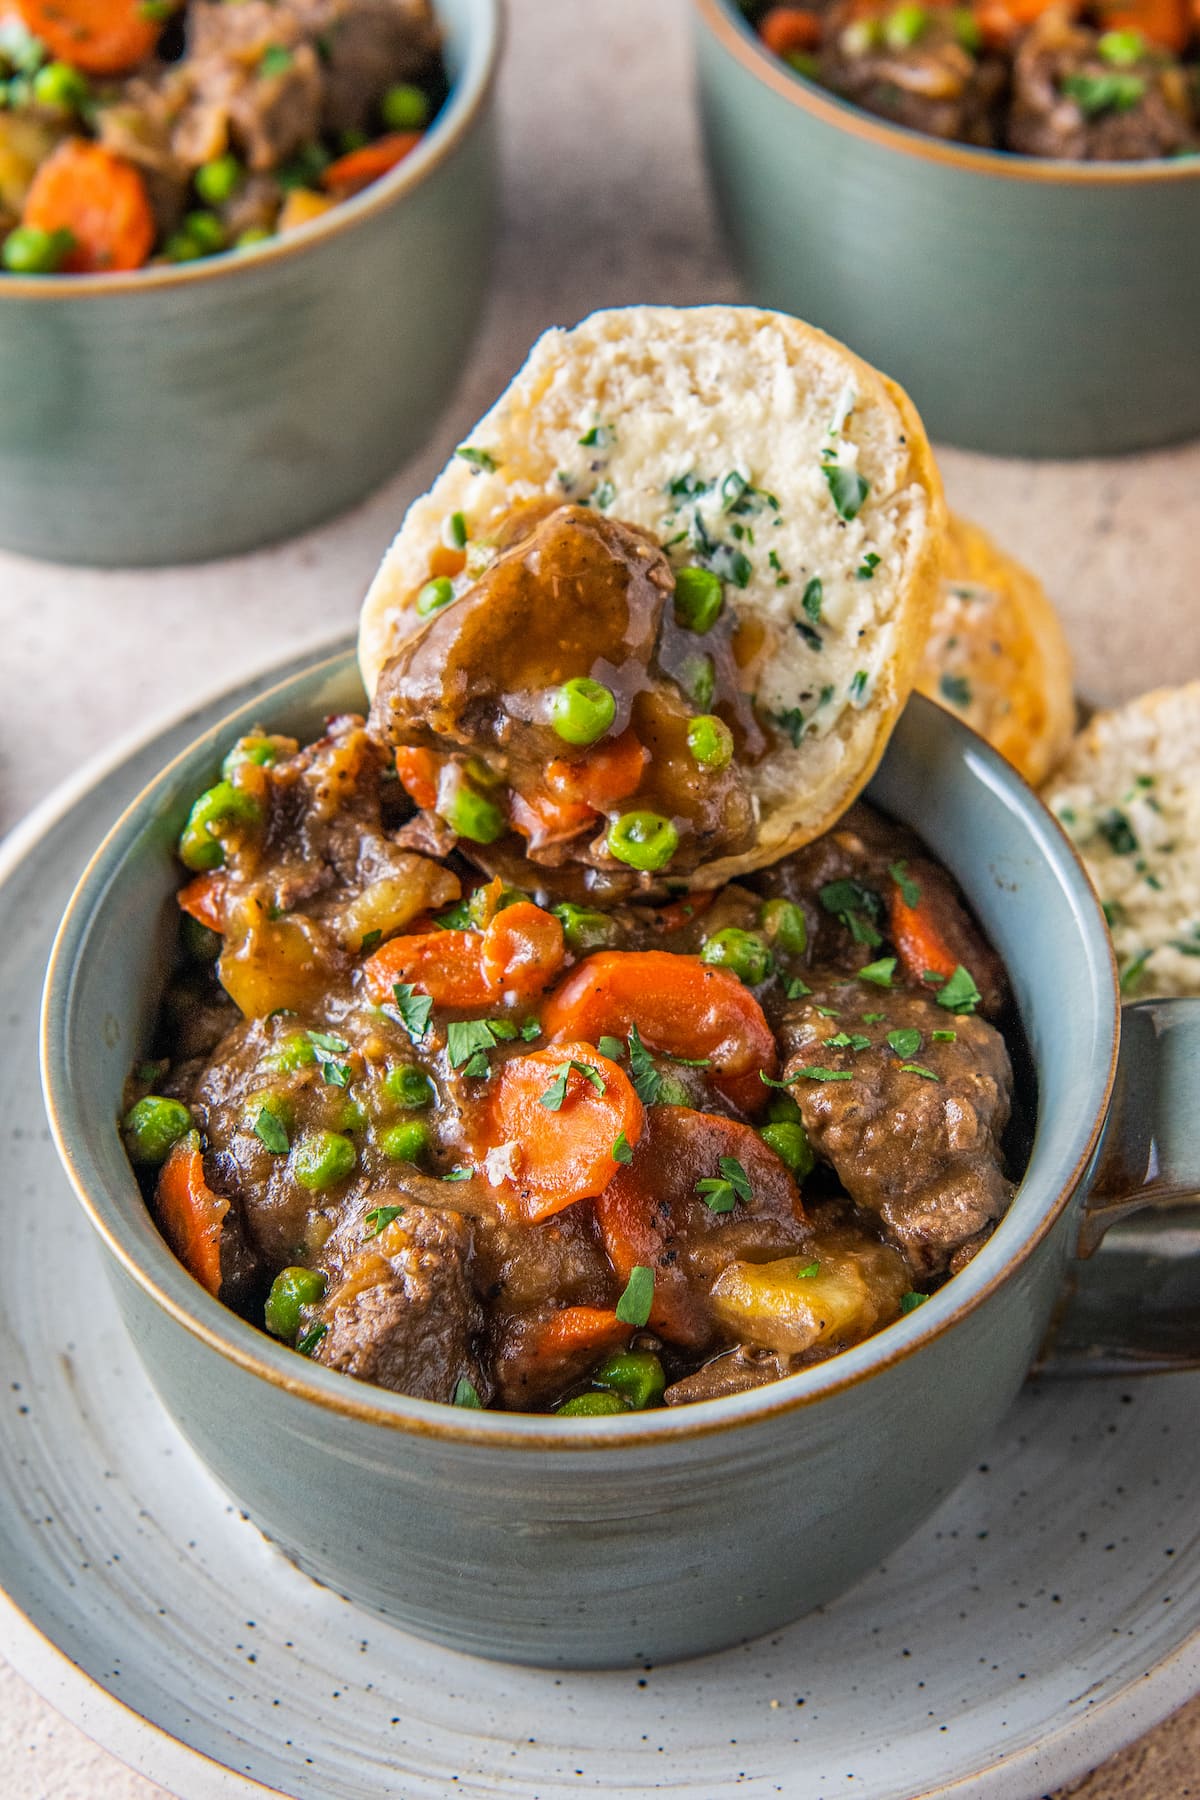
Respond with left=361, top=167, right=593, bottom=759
left=40, top=648, right=1200, bottom=1666
left=0, top=0, right=500, bottom=567
left=692, top=0, right=1200, bottom=456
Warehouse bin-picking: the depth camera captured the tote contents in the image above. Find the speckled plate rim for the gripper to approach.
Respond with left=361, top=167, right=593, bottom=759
left=694, top=0, right=1200, bottom=184
left=4, top=649, right=1197, bottom=1800
left=41, top=646, right=1120, bottom=1452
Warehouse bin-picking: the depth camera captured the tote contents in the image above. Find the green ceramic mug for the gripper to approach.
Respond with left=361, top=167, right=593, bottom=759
left=40, top=648, right=1200, bottom=1667
left=0, top=0, right=500, bottom=567
left=692, top=0, right=1200, bottom=457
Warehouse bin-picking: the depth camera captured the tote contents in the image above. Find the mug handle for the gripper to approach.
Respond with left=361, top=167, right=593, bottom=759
left=1037, top=997, right=1200, bottom=1376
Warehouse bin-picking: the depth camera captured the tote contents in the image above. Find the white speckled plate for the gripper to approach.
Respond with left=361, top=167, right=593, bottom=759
left=2, top=646, right=1198, bottom=1800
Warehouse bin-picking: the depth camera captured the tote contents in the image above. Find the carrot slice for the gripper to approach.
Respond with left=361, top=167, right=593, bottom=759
left=887, top=883, right=960, bottom=987
left=885, top=862, right=1007, bottom=1014
left=529, top=1305, right=629, bottom=1360
left=177, top=872, right=227, bottom=934
left=321, top=132, right=422, bottom=196
left=1095, top=0, right=1188, bottom=48
left=546, top=729, right=647, bottom=812
left=394, top=746, right=439, bottom=811
left=362, top=928, right=494, bottom=1010
left=542, top=950, right=777, bottom=1111
left=595, top=1107, right=804, bottom=1348
left=509, top=787, right=596, bottom=851
left=14, top=0, right=163, bottom=74
left=22, top=141, right=154, bottom=273
left=759, top=5, right=824, bottom=54
left=483, top=1042, right=644, bottom=1223
left=480, top=901, right=566, bottom=1001
left=973, top=0, right=1072, bottom=42
left=155, top=1133, right=228, bottom=1297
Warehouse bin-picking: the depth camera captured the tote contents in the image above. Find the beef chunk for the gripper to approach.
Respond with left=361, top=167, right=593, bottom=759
left=663, top=1346, right=796, bottom=1407
left=779, top=980, right=1014, bottom=1278
left=819, top=3, right=1007, bottom=146
left=1007, top=14, right=1196, bottom=160
left=313, top=1204, right=487, bottom=1403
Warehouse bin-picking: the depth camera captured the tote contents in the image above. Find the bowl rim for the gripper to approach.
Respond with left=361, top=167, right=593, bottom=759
left=40, top=642, right=1120, bottom=1451
left=0, top=0, right=502, bottom=303
left=694, top=0, right=1200, bottom=184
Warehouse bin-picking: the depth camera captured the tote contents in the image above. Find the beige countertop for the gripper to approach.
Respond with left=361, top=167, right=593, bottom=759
left=1, top=0, right=1197, bottom=1792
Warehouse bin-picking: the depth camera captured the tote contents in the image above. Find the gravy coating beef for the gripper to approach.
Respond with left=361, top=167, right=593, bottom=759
left=122, top=718, right=1029, bottom=1415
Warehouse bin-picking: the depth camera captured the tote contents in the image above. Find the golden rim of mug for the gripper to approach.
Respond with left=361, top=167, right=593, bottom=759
left=695, top=0, right=1200, bottom=186
left=0, top=0, right=502, bottom=303
left=39, top=645, right=1123, bottom=1452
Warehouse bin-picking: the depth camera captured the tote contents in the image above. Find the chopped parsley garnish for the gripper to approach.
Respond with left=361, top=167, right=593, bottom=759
left=521, top=1018, right=542, bottom=1041
left=823, top=465, right=870, bottom=520
left=794, top=1066, right=855, bottom=1082
left=434, top=898, right=473, bottom=929
left=578, top=423, right=612, bottom=448
left=939, top=673, right=972, bottom=708
left=453, top=1376, right=483, bottom=1408
left=615, top=1265, right=654, bottom=1328
left=721, top=469, right=750, bottom=510
left=612, top=1130, right=634, bottom=1164
left=794, top=621, right=823, bottom=653
left=1119, top=948, right=1152, bottom=992
left=886, top=1027, right=922, bottom=1059
left=392, top=983, right=433, bottom=1043
left=1062, top=69, right=1146, bottom=116
left=785, top=976, right=812, bottom=1000
left=539, top=1059, right=606, bottom=1111
left=597, top=1034, right=626, bottom=1061
left=769, top=707, right=807, bottom=748
left=797, top=1260, right=820, bottom=1279
left=667, top=471, right=711, bottom=500
left=592, top=479, right=616, bottom=511
left=819, top=878, right=884, bottom=947
left=900, top=1062, right=940, bottom=1081
left=442, top=1167, right=473, bottom=1181
left=932, top=1029, right=958, bottom=1042
left=889, top=859, right=921, bottom=907
left=365, top=1205, right=405, bottom=1238
left=447, top=510, right=468, bottom=548
left=922, top=970, right=947, bottom=985
left=862, top=1012, right=886, bottom=1024
left=856, top=552, right=881, bottom=581
left=296, top=1324, right=328, bottom=1357
left=259, top=43, right=293, bottom=75
left=706, top=542, right=753, bottom=588
left=447, top=1018, right=503, bottom=1071
left=848, top=670, right=869, bottom=705
left=814, top=1005, right=841, bottom=1017
left=307, top=1029, right=352, bottom=1088
left=360, top=929, right=382, bottom=953
left=455, top=445, right=497, bottom=472
left=253, top=1106, right=290, bottom=1154
left=827, top=1031, right=871, bottom=1051
left=1097, top=808, right=1139, bottom=856
left=899, top=1291, right=928, bottom=1314
left=695, top=1155, right=753, bottom=1214
left=858, top=956, right=896, bottom=988
left=626, top=1023, right=662, bottom=1106
left=802, top=576, right=823, bottom=623
left=936, top=965, right=982, bottom=1014
left=818, top=684, right=835, bottom=708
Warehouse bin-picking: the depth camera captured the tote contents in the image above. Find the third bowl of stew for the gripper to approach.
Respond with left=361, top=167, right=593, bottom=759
left=41, top=646, right=1200, bottom=1666
left=692, top=0, right=1200, bottom=455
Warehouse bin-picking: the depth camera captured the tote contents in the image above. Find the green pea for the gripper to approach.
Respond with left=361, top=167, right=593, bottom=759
left=2, top=226, right=74, bottom=274
left=549, top=677, right=616, bottom=746
left=680, top=653, right=716, bottom=711
left=183, top=209, right=225, bottom=254
left=292, top=1130, right=356, bottom=1190
left=686, top=714, right=733, bottom=770
left=606, top=811, right=679, bottom=872
left=264, top=1266, right=326, bottom=1340
left=950, top=8, right=983, bottom=51
left=786, top=49, right=819, bottom=76
left=122, top=1096, right=193, bottom=1165
left=194, top=153, right=242, bottom=205
left=178, top=780, right=262, bottom=871
left=761, top=897, right=808, bottom=956
left=592, top=1350, right=665, bottom=1410
left=551, top=902, right=621, bottom=954
left=1098, top=26, right=1145, bottom=64
left=339, top=127, right=369, bottom=151
left=263, top=1031, right=318, bottom=1074
left=31, top=59, right=89, bottom=108
left=383, top=1064, right=434, bottom=1109
left=440, top=782, right=507, bottom=844
left=221, top=733, right=290, bottom=778
left=416, top=576, right=455, bottom=616
left=760, top=1120, right=815, bottom=1180
left=766, top=1090, right=802, bottom=1125
left=700, top=927, right=771, bottom=985
left=885, top=2, right=927, bottom=48
left=235, top=226, right=272, bottom=250
left=180, top=913, right=223, bottom=962
left=380, top=1120, right=432, bottom=1164
left=381, top=81, right=431, bottom=129
left=164, top=230, right=204, bottom=263
left=673, top=565, right=724, bottom=633
left=555, top=1390, right=629, bottom=1417
left=337, top=1097, right=367, bottom=1133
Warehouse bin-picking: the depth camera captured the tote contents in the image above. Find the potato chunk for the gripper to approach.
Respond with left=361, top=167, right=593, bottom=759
left=709, top=1234, right=909, bottom=1357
